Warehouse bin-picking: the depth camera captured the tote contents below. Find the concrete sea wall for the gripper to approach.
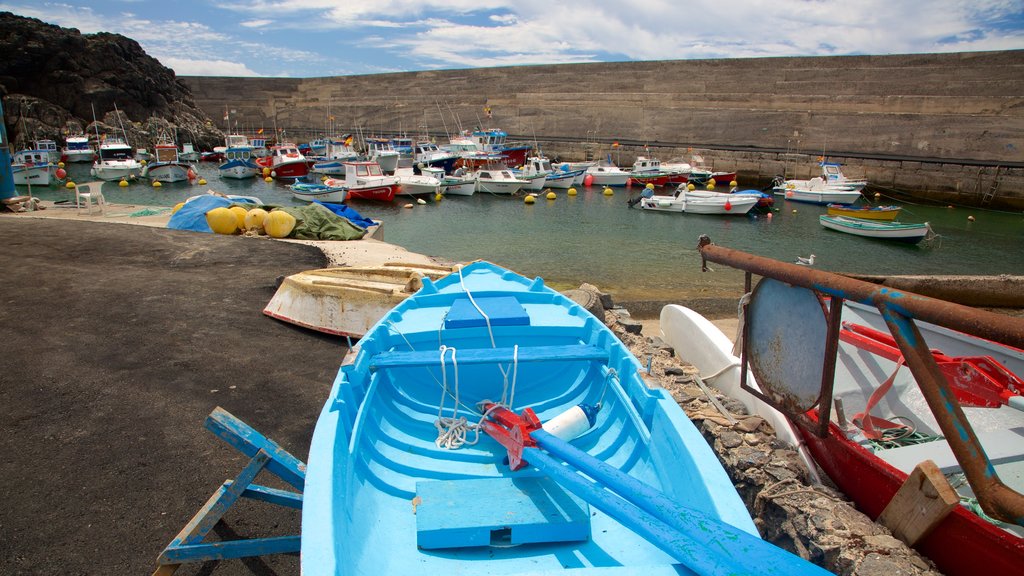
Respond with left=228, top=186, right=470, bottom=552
left=183, top=50, right=1024, bottom=209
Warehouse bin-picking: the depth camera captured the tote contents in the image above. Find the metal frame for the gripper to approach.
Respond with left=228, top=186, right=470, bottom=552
left=697, top=235, right=1024, bottom=526
left=153, top=407, right=305, bottom=575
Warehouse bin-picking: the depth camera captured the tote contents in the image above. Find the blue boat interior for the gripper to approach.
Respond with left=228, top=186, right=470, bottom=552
left=301, top=262, right=759, bottom=575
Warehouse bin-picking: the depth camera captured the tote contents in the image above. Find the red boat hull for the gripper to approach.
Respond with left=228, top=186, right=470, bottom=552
left=628, top=174, right=672, bottom=187
left=347, top=184, right=398, bottom=202
left=798, top=412, right=1024, bottom=576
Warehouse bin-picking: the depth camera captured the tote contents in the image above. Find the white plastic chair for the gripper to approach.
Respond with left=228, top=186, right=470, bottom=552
left=74, top=181, right=106, bottom=215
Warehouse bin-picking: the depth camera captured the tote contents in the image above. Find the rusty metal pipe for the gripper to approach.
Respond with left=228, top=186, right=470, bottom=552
left=882, top=309, right=1024, bottom=525
left=699, top=243, right=1024, bottom=349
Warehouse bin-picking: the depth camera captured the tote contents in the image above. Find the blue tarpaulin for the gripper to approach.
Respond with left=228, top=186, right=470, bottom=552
left=312, top=201, right=375, bottom=229
left=167, top=195, right=233, bottom=233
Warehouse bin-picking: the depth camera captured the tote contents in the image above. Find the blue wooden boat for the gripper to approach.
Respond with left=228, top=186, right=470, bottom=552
left=301, top=261, right=829, bottom=576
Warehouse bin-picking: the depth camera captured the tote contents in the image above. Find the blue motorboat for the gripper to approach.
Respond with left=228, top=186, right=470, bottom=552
left=301, top=261, right=829, bottom=576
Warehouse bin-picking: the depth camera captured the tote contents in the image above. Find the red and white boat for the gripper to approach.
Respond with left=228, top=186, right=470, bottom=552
left=339, top=161, right=400, bottom=202
left=256, top=143, right=316, bottom=180
left=670, top=244, right=1024, bottom=576
left=143, top=136, right=196, bottom=183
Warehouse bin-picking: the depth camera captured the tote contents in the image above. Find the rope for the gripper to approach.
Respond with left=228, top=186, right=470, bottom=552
left=731, top=292, right=751, bottom=357
left=434, top=346, right=480, bottom=450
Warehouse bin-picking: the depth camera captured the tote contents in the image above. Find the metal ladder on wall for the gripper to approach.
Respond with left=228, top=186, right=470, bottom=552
left=980, top=165, right=1002, bottom=205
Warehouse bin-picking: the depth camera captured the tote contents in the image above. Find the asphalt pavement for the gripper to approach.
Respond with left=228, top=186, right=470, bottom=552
left=0, top=218, right=349, bottom=575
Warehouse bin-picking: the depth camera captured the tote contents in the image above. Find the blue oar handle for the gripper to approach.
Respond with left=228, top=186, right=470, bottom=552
left=530, top=430, right=831, bottom=576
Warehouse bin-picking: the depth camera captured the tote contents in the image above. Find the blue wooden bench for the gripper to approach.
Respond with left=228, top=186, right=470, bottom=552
left=370, top=344, right=609, bottom=371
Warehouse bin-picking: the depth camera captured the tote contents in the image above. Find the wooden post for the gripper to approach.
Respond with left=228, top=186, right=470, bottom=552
left=877, top=460, right=960, bottom=546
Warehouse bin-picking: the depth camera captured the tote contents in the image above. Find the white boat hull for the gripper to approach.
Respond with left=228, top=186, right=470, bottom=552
left=63, top=150, right=95, bottom=163
left=12, top=165, right=53, bottom=186
left=396, top=175, right=441, bottom=196
left=219, top=161, right=260, bottom=179
left=586, top=170, right=630, bottom=187
left=441, top=179, right=476, bottom=196
left=144, top=162, right=193, bottom=183
left=545, top=171, right=580, bottom=189
left=659, top=304, right=820, bottom=481
left=476, top=180, right=523, bottom=194
left=639, top=192, right=757, bottom=215
left=91, top=161, right=142, bottom=181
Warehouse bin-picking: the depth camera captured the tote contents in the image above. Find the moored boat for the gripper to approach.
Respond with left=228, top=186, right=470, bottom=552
left=291, top=179, right=349, bottom=203
left=256, top=142, right=316, bottom=180
left=585, top=162, right=630, bottom=187
left=826, top=204, right=902, bottom=220
left=394, top=168, right=442, bottom=196
left=627, top=156, right=673, bottom=187
left=337, top=160, right=400, bottom=202
left=819, top=215, right=932, bottom=244
left=693, top=241, right=1024, bottom=576
left=421, top=166, right=476, bottom=196
left=780, top=180, right=863, bottom=205
left=474, top=166, right=526, bottom=194
left=365, top=137, right=401, bottom=174
left=11, top=148, right=56, bottom=186
left=637, top=188, right=758, bottom=215
left=62, top=135, right=94, bottom=163
left=142, top=134, right=196, bottom=183
left=91, top=137, right=142, bottom=181
left=218, top=135, right=260, bottom=180
left=300, top=260, right=829, bottom=576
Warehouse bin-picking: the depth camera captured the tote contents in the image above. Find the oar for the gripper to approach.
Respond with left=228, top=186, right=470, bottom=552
left=529, top=430, right=832, bottom=576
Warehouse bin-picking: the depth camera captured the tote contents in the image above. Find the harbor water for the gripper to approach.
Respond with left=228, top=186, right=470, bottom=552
left=32, top=162, right=1024, bottom=306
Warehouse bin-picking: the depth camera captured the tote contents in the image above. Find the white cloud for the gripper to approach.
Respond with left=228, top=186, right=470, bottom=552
left=159, top=57, right=261, bottom=77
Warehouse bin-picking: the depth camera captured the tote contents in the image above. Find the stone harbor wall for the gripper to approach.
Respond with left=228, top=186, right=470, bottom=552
left=581, top=286, right=942, bottom=575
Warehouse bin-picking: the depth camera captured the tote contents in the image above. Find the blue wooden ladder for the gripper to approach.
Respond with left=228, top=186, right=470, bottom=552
left=152, top=407, right=305, bottom=576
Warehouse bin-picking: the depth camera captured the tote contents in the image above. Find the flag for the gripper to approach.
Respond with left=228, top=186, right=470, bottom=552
left=612, top=141, right=619, bottom=148
left=257, top=128, right=264, bottom=135
left=344, top=135, right=353, bottom=146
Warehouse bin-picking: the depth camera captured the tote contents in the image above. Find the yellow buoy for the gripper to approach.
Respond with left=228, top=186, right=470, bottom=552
left=435, top=193, right=443, bottom=202
left=58, top=161, right=65, bottom=168
left=729, top=180, right=738, bottom=187
left=263, top=210, right=296, bottom=238
left=321, top=174, right=328, bottom=181
left=171, top=202, right=185, bottom=214
left=119, top=179, right=129, bottom=187
left=262, top=167, right=271, bottom=176
left=709, top=178, right=716, bottom=186
left=206, top=207, right=238, bottom=235
left=567, top=187, right=577, bottom=196
left=65, top=181, right=75, bottom=189
left=603, top=187, right=614, bottom=196
left=705, top=183, right=715, bottom=190
left=198, top=178, right=207, bottom=185
left=244, top=208, right=269, bottom=232
left=546, top=191, right=556, bottom=200
left=687, top=183, right=695, bottom=191
left=524, top=195, right=536, bottom=204
left=140, top=159, right=147, bottom=166
left=645, top=183, right=654, bottom=190
left=153, top=180, right=162, bottom=188
left=792, top=209, right=798, bottom=213
left=228, top=206, right=248, bottom=230
left=264, top=176, right=273, bottom=183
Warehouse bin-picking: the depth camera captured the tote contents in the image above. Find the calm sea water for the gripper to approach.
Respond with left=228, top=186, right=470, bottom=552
left=33, top=162, right=1024, bottom=304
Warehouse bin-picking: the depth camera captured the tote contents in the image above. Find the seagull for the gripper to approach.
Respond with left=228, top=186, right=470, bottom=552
left=795, top=254, right=816, bottom=266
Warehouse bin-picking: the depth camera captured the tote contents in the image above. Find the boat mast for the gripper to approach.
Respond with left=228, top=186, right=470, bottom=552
left=112, top=102, right=130, bottom=146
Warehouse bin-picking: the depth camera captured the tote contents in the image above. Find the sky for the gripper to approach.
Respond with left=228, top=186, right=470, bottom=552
left=4, top=1, right=1023, bottom=78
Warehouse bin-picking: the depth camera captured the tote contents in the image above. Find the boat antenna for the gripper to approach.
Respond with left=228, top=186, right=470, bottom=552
left=112, top=102, right=131, bottom=145
left=435, top=100, right=450, bottom=140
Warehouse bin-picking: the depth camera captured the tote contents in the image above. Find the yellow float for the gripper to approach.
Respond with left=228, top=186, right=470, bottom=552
left=206, top=207, right=238, bottom=234
left=264, top=210, right=297, bottom=238
left=244, top=208, right=269, bottom=232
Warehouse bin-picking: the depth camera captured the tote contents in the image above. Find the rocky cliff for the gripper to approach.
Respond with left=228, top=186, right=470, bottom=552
left=0, top=12, right=223, bottom=151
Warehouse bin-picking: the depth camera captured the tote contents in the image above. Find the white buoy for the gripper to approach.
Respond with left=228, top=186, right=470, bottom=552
left=541, top=404, right=599, bottom=441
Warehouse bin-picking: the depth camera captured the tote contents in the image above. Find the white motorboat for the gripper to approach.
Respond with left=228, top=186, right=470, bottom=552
left=585, top=162, right=630, bottom=187
left=365, top=137, right=400, bottom=174
left=62, top=135, right=94, bottom=163
left=638, top=189, right=758, bottom=215
left=91, top=137, right=142, bottom=181
left=474, top=167, right=526, bottom=194
left=143, top=136, right=195, bottom=183
left=779, top=180, right=864, bottom=205
left=421, top=166, right=476, bottom=196
left=394, top=168, right=442, bottom=196
left=218, top=134, right=260, bottom=180
left=11, top=148, right=56, bottom=186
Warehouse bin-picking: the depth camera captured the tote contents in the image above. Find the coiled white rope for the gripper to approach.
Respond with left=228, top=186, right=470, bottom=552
left=434, top=346, right=480, bottom=450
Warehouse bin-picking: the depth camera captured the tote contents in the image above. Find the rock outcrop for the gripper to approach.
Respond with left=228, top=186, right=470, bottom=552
left=0, top=12, right=223, bottom=151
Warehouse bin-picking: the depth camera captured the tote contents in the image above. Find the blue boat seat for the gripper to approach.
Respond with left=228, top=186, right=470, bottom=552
left=415, top=476, right=590, bottom=549
left=444, top=296, right=530, bottom=329
left=370, top=344, right=608, bottom=371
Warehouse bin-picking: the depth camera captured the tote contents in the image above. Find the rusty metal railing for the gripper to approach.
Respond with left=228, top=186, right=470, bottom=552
left=697, top=235, right=1024, bottom=526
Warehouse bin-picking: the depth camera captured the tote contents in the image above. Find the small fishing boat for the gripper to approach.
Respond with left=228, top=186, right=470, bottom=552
left=218, top=134, right=260, bottom=180
left=474, top=166, right=526, bottom=194
left=142, top=134, right=196, bottom=183
left=62, top=135, right=94, bottom=163
left=826, top=204, right=902, bottom=221
left=337, top=160, right=400, bottom=202
left=776, top=161, right=867, bottom=194
left=365, top=137, right=401, bottom=174
left=413, top=141, right=460, bottom=174
left=91, top=137, right=143, bottom=181
left=300, top=260, right=828, bottom=576
left=637, top=189, right=758, bottom=215
left=263, top=262, right=457, bottom=337
left=11, top=148, right=56, bottom=186
left=255, top=143, right=316, bottom=180
left=178, top=142, right=200, bottom=162
left=585, top=162, right=630, bottom=187
left=694, top=240, right=1024, bottom=576
left=819, top=215, right=932, bottom=244
left=421, top=166, right=476, bottom=196
left=394, top=168, right=442, bottom=196
left=627, top=156, right=673, bottom=187
left=33, top=139, right=61, bottom=163
left=291, top=179, right=349, bottom=203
